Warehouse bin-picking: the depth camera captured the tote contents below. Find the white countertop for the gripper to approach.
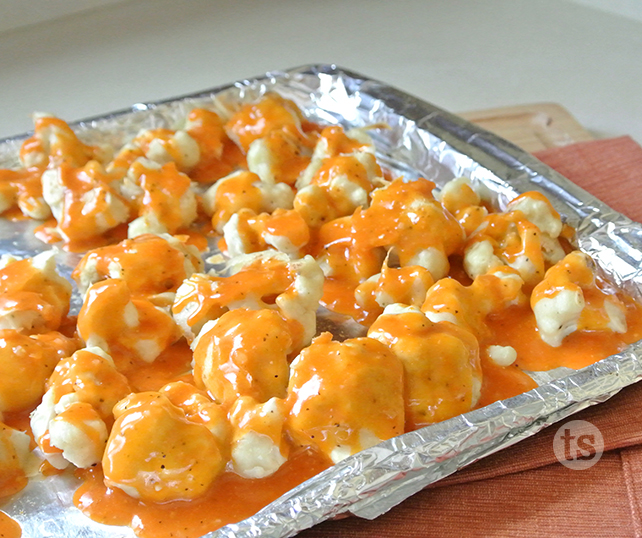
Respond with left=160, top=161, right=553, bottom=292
left=1, top=0, right=641, bottom=145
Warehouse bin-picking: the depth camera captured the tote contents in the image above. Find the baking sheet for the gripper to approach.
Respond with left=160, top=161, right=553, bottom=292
left=1, top=64, right=642, bottom=538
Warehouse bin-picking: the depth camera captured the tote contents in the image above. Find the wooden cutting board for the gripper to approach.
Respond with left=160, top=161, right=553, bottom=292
left=460, top=103, right=594, bottom=153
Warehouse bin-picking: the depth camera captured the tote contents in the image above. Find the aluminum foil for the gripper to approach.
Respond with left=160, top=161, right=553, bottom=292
left=2, top=64, right=642, bottom=538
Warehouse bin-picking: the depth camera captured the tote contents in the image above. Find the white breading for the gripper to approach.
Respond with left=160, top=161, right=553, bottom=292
left=230, top=397, right=287, bottom=479
left=533, top=288, right=585, bottom=347
left=464, top=240, right=505, bottom=280
left=436, top=176, right=479, bottom=203
left=508, top=195, right=563, bottom=238
left=221, top=213, right=248, bottom=258
left=487, top=345, right=518, bottom=367
left=48, top=409, right=108, bottom=469
left=144, top=130, right=200, bottom=170
left=127, top=212, right=167, bottom=238
left=231, top=431, right=287, bottom=479
left=263, top=232, right=300, bottom=258
left=0, top=254, right=21, bottom=269
left=407, top=246, right=449, bottom=280
left=508, top=253, right=541, bottom=285
left=382, top=303, right=423, bottom=316
left=246, top=138, right=277, bottom=184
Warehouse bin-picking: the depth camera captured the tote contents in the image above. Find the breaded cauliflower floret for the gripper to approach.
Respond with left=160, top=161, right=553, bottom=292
left=41, top=161, right=129, bottom=245
left=72, top=233, right=203, bottom=299
left=0, top=421, right=38, bottom=498
left=0, top=167, right=51, bottom=220
left=352, top=177, right=465, bottom=280
left=222, top=207, right=310, bottom=258
left=124, top=159, right=197, bottom=238
left=287, top=333, right=404, bottom=463
left=186, top=107, right=244, bottom=184
left=0, top=330, right=75, bottom=413
left=103, top=391, right=225, bottom=502
left=30, top=347, right=131, bottom=470
left=0, top=250, right=72, bottom=334
left=173, top=251, right=323, bottom=347
left=354, top=262, right=435, bottom=323
left=229, top=396, right=289, bottom=479
left=463, top=191, right=567, bottom=284
left=192, top=309, right=292, bottom=406
left=296, top=124, right=376, bottom=190
left=225, top=93, right=307, bottom=153
left=77, top=279, right=182, bottom=367
left=421, top=267, right=526, bottom=338
left=132, top=128, right=200, bottom=172
left=436, top=176, right=489, bottom=236
left=19, top=113, right=111, bottom=169
left=293, top=152, right=382, bottom=228
left=368, top=306, right=481, bottom=430
left=247, top=126, right=315, bottom=186
left=531, top=251, right=628, bottom=347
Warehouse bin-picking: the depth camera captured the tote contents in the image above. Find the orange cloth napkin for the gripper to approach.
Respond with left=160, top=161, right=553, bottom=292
left=299, top=136, right=642, bottom=538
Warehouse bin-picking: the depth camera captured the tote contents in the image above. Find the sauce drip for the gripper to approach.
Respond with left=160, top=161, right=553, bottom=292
left=74, top=446, right=330, bottom=538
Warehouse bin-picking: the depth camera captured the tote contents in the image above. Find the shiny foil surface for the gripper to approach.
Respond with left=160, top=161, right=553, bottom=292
left=1, top=65, right=642, bottom=538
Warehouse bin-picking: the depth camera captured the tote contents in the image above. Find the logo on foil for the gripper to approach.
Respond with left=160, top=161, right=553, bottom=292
left=553, top=420, right=604, bottom=470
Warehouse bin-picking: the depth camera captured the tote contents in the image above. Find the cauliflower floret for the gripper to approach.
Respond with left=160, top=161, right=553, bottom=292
left=354, top=263, right=435, bottom=323
left=41, top=161, right=129, bottom=245
left=287, top=333, right=404, bottom=463
left=203, top=170, right=294, bottom=233
left=0, top=421, right=38, bottom=498
left=77, top=279, right=182, bottom=367
left=507, top=191, right=563, bottom=239
left=132, top=128, right=200, bottom=172
left=225, top=93, right=307, bottom=153
left=0, top=251, right=71, bottom=334
left=173, top=251, right=323, bottom=347
left=293, top=152, right=381, bottom=228
left=30, top=347, right=131, bottom=470
left=247, top=126, right=315, bottom=186
left=122, top=158, right=197, bottom=238
left=368, top=308, right=481, bottom=430
left=531, top=251, right=628, bottom=347
left=352, top=177, right=464, bottom=279
left=229, top=396, right=288, bottom=478
left=185, top=107, right=244, bottom=184
left=72, top=233, right=203, bottom=299
left=192, top=309, right=292, bottom=406
left=436, top=176, right=489, bottom=236
left=19, top=113, right=111, bottom=169
left=222, top=207, right=310, bottom=258
left=421, top=268, right=525, bottom=338
left=296, top=125, right=376, bottom=190
left=0, top=330, right=75, bottom=413
left=103, top=391, right=225, bottom=502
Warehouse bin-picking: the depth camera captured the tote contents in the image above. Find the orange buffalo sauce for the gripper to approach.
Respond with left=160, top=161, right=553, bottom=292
left=74, top=446, right=331, bottom=538
left=0, top=511, right=21, bottom=538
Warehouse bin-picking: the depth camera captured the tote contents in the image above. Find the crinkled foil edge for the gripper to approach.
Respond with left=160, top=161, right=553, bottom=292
left=1, top=64, right=641, bottom=538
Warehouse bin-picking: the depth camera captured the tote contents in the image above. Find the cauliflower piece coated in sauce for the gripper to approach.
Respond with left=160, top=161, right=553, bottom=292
left=203, top=170, right=295, bottom=234
left=0, top=421, right=38, bottom=498
left=192, top=309, right=292, bottom=407
left=72, top=233, right=203, bottom=300
left=103, top=390, right=225, bottom=502
left=287, top=333, right=404, bottom=464
left=531, top=250, right=628, bottom=347
left=77, top=279, right=182, bottom=367
left=222, top=207, right=310, bottom=258
left=30, top=347, right=130, bottom=470
left=173, top=251, right=323, bottom=347
left=368, top=305, right=482, bottom=430
left=0, top=251, right=72, bottom=334
left=123, top=159, right=197, bottom=238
